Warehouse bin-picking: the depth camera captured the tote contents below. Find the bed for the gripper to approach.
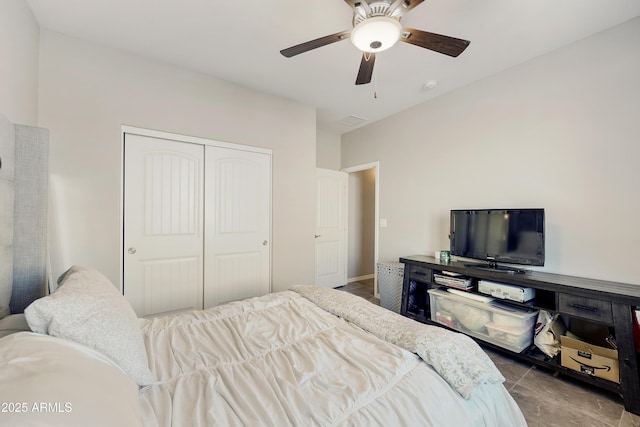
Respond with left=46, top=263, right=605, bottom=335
left=0, top=113, right=527, bottom=426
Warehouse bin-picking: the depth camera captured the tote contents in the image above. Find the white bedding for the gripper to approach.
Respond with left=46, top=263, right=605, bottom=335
left=139, top=289, right=526, bottom=426
left=0, top=332, right=142, bottom=427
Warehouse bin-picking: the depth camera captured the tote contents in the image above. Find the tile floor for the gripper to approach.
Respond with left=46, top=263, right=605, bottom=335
left=339, top=279, right=640, bottom=427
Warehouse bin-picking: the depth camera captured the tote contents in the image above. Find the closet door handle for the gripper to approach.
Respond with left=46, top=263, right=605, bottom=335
left=262, top=240, right=268, bottom=246
left=128, top=247, right=137, bottom=254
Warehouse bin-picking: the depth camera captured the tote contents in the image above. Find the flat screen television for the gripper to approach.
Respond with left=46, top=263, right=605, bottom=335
left=450, top=208, right=545, bottom=273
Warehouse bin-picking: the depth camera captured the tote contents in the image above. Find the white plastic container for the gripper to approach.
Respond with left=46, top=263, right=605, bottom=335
left=428, top=288, right=538, bottom=353
left=485, top=322, right=535, bottom=352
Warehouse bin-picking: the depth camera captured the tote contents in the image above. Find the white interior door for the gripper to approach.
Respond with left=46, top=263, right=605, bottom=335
left=204, top=146, right=271, bottom=308
left=123, top=134, right=204, bottom=317
left=315, top=168, right=348, bottom=288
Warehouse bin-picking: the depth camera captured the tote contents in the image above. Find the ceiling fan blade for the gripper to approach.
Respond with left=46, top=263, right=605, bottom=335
left=389, top=0, right=425, bottom=16
left=280, top=30, right=351, bottom=58
left=401, top=28, right=470, bottom=57
left=355, top=52, right=376, bottom=85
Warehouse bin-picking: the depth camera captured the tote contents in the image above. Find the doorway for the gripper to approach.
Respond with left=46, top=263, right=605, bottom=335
left=343, top=162, right=379, bottom=296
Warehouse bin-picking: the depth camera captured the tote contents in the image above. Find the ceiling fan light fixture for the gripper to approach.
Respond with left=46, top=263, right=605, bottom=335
left=350, top=16, right=402, bottom=53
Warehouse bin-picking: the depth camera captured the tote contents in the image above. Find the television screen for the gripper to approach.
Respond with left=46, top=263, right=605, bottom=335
left=450, top=209, right=545, bottom=267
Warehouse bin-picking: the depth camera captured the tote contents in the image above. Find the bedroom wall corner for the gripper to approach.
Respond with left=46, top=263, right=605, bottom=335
left=316, top=127, right=341, bottom=170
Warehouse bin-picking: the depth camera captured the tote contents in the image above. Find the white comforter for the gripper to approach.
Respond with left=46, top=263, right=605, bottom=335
left=138, top=288, right=526, bottom=426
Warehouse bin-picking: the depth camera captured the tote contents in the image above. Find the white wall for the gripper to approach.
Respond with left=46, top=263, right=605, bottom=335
left=342, top=17, right=640, bottom=284
left=0, top=0, right=39, bottom=125
left=316, top=128, right=341, bottom=170
left=38, top=31, right=317, bottom=291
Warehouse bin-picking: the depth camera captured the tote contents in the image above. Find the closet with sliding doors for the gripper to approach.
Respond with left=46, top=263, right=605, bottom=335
left=122, top=128, right=271, bottom=317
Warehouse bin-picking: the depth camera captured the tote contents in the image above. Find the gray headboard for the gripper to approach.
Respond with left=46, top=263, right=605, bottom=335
left=0, top=113, right=49, bottom=318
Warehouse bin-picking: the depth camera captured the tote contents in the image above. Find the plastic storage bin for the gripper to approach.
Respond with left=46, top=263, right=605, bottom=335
left=485, top=322, right=535, bottom=351
left=377, top=262, right=404, bottom=313
left=427, top=288, right=538, bottom=353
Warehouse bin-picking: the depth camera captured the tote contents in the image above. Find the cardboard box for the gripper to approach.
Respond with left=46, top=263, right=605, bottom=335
left=560, top=335, right=619, bottom=383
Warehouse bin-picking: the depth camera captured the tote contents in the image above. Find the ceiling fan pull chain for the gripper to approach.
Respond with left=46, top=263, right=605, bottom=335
left=373, top=56, right=379, bottom=98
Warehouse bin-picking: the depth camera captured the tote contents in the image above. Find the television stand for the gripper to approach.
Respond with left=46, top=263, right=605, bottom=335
left=464, top=261, right=527, bottom=274
left=399, top=254, right=640, bottom=416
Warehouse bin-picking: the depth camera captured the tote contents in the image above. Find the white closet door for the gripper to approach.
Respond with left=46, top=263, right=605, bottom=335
left=123, top=134, right=204, bottom=317
left=204, top=146, right=271, bottom=308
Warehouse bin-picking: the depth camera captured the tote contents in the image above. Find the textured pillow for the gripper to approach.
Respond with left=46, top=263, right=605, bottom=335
left=24, top=266, right=155, bottom=386
left=0, top=332, right=143, bottom=427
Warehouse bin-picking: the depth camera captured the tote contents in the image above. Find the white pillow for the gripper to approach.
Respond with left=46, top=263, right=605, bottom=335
left=24, top=266, right=155, bottom=386
left=0, top=332, right=142, bottom=427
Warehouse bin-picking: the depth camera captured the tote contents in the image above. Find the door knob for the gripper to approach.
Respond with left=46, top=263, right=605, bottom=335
left=128, top=247, right=137, bottom=254
left=263, top=240, right=268, bottom=246
left=315, top=234, right=322, bottom=238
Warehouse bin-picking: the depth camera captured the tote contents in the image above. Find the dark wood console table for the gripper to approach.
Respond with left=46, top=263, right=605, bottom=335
left=399, top=254, right=640, bottom=415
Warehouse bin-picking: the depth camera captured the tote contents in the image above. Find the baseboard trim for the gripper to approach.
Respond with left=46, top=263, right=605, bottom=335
left=348, top=274, right=374, bottom=283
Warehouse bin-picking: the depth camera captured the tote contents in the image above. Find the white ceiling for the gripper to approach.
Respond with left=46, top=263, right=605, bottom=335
left=26, top=0, right=640, bottom=135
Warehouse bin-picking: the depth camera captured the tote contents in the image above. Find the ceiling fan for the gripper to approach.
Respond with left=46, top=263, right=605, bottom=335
left=280, top=0, right=470, bottom=85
